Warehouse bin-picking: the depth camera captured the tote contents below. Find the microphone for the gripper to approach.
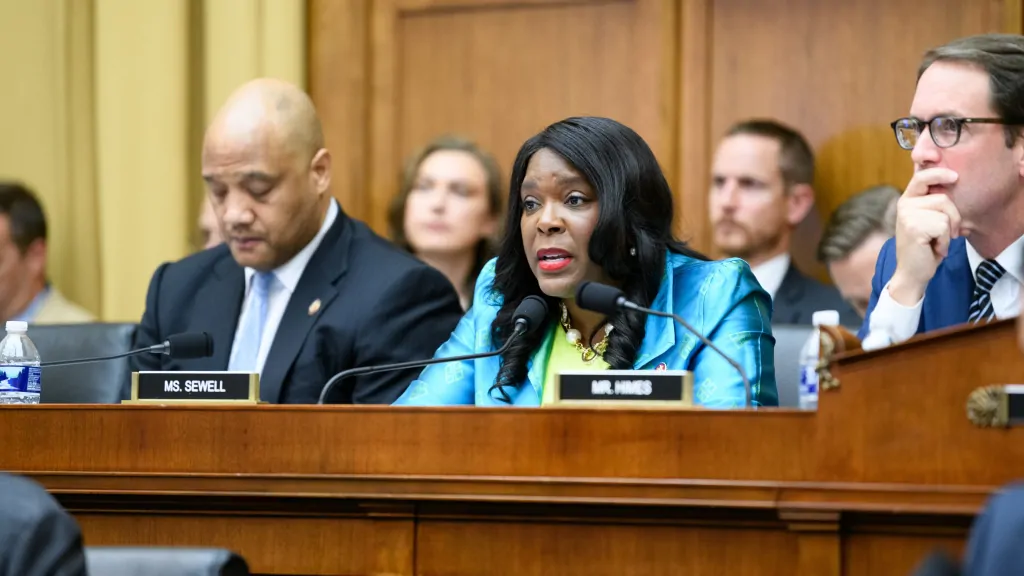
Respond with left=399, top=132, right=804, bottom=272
left=575, top=281, right=752, bottom=407
left=909, top=551, right=961, bottom=576
left=40, top=332, right=214, bottom=368
left=317, top=295, right=549, bottom=404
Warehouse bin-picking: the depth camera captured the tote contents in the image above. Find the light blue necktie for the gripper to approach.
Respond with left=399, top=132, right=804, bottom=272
left=229, top=271, right=274, bottom=372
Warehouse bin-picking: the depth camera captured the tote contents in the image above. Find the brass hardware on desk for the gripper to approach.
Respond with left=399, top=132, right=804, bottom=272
left=817, top=331, right=840, bottom=391
left=966, top=385, right=1008, bottom=427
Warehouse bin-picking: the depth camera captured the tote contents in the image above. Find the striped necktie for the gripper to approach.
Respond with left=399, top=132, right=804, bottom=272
left=968, top=259, right=1006, bottom=323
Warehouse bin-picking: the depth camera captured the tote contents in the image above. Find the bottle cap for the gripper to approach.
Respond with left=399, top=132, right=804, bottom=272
left=5, top=321, right=27, bottom=333
left=811, top=310, right=840, bottom=327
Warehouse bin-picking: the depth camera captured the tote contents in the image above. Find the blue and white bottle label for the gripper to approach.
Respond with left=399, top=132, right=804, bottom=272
left=799, top=364, right=819, bottom=409
left=799, top=365, right=818, bottom=396
left=0, top=365, right=41, bottom=403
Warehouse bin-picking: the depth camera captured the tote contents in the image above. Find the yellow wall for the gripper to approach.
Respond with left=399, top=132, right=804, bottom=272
left=0, top=0, right=306, bottom=322
left=0, top=0, right=101, bottom=316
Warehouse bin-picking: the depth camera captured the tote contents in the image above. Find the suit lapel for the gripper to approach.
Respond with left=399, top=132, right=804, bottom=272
left=925, top=238, right=973, bottom=329
left=258, top=212, right=352, bottom=402
left=771, top=265, right=805, bottom=324
left=192, top=255, right=245, bottom=370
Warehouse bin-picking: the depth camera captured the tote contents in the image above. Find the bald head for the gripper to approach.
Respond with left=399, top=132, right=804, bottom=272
left=205, top=78, right=324, bottom=163
left=202, top=78, right=332, bottom=271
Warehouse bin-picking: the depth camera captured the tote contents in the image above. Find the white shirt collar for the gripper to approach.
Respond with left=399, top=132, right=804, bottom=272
left=965, top=234, right=1024, bottom=285
left=243, top=198, right=339, bottom=294
left=749, top=252, right=791, bottom=299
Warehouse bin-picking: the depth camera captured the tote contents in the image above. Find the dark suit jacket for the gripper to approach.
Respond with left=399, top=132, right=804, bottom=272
left=130, top=205, right=464, bottom=404
left=858, top=237, right=973, bottom=340
left=0, top=473, right=86, bottom=576
left=962, top=482, right=1024, bottom=575
left=772, top=263, right=860, bottom=328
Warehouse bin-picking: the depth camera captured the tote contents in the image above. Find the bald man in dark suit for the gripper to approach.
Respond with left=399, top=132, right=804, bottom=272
left=131, top=79, right=463, bottom=404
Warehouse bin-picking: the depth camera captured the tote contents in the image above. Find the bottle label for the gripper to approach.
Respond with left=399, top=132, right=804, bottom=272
left=799, top=365, right=818, bottom=396
left=0, top=365, right=41, bottom=404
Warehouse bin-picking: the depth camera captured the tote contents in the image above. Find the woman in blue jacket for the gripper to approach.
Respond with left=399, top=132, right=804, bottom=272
left=394, top=116, right=777, bottom=408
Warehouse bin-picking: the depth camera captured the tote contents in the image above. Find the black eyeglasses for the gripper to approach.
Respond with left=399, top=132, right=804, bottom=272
left=890, top=116, right=1013, bottom=150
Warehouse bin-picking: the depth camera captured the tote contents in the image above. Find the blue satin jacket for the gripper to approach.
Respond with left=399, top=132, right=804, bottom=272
left=393, top=252, right=778, bottom=407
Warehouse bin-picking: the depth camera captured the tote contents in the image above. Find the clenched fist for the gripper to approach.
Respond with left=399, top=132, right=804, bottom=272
left=888, top=167, right=962, bottom=305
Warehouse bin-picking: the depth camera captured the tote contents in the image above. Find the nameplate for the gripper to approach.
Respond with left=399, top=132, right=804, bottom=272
left=128, top=371, right=259, bottom=404
left=552, top=370, right=694, bottom=408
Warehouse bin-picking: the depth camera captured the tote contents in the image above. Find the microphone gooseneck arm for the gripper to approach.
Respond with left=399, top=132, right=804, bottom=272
left=317, top=318, right=528, bottom=405
left=39, top=342, right=173, bottom=368
left=617, top=297, right=752, bottom=407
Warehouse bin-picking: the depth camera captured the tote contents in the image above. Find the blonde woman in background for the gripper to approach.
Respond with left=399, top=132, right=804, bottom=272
left=388, top=135, right=503, bottom=310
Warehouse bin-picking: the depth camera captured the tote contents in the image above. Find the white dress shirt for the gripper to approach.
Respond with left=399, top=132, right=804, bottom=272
left=865, top=234, right=1024, bottom=347
left=227, top=199, right=339, bottom=374
left=750, top=252, right=791, bottom=300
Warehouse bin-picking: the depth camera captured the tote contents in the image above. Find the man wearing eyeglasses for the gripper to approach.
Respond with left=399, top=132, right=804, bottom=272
left=860, top=33, right=1024, bottom=347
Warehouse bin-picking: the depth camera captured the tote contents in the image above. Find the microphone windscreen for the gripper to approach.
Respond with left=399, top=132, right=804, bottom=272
left=166, top=332, right=214, bottom=359
left=513, top=296, right=549, bottom=334
left=575, top=281, right=624, bottom=315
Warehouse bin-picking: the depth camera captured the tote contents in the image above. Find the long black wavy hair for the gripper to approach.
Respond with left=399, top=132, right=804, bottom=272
left=487, top=116, right=707, bottom=402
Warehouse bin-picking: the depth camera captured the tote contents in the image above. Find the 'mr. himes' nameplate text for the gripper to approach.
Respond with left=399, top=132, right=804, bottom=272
left=553, top=370, right=693, bottom=407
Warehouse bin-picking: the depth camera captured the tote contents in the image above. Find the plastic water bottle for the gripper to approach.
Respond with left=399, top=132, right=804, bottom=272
left=0, top=321, right=42, bottom=404
left=798, top=310, right=839, bottom=410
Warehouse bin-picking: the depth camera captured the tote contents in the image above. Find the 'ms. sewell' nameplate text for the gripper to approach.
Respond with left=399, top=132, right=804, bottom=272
left=129, top=371, right=259, bottom=404
left=553, top=370, right=694, bottom=407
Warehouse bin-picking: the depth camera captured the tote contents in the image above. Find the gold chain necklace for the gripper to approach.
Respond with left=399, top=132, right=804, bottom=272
left=560, top=301, right=613, bottom=363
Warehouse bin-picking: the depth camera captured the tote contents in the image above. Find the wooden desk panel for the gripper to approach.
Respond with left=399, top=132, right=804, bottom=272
left=1, top=320, right=1020, bottom=575
left=844, top=533, right=966, bottom=576
left=415, top=519, right=797, bottom=576
left=75, top=513, right=413, bottom=576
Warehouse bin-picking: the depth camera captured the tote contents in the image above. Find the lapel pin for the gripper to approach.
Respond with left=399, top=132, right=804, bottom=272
left=308, top=299, right=321, bottom=316
left=656, top=362, right=667, bottom=371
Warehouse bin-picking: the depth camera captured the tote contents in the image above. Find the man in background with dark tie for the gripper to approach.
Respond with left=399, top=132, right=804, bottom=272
left=130, top=78, right=464, bottom=404
left=861, top=34, right=1024, bottom=344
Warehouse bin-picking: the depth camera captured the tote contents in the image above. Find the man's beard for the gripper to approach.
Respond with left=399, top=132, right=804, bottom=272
left=713, top=220, right=782, bottom=262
